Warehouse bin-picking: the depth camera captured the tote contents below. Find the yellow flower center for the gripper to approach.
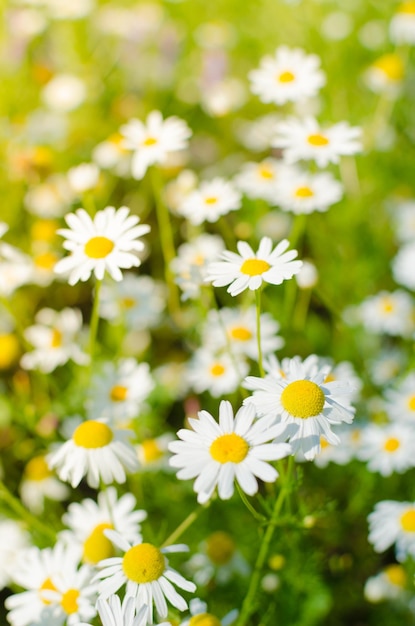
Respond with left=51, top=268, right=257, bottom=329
left=24, top=456, right=51, bottom=481
left=31, top=219, right=58, bottom=242
left=84, top=236, right=114, bottom=259
left=407, top=395, right=415, bottom=412
left=204, top=196, right=218, bottom=205
left=210, top=433, right=249, bottom=464
left=399, top=1, right=415, bottom=15
left=324, top=373, right=336, bottom=383
left=307, top=133, right=329, bottom=147
left=281, top=380, right=325, bottom=418
left=400, top=509, right=415, bottom=532
left=381, top=297, right=394, bottom=313
left=110, top=384, right=128, bottom=402
left=258, top=164, right=274, bottom=180
left=210, top=363, right=226, bottom=377
left=83, top=523, right=114, bottom=564
left=229, top=326, right=252, bottom=341
left=122, top=543, right=165, bottom=583
left=268, top=554, right=285, bottom=570
left=294, top=186, right=314, bottom=198
left=278, top=70, right=295, bottom=83
left=373, top=54, right=404, bottom=81
left=240, top=258, right=271, bottom=276
left=193, top=253, right=205, bottom=266
left=0, top=333, right=19, bottom=369
left=143, top=136, right=158, bottom=146
left=34, top=251, right=58, bottom=270
left=384, top=564, right=407, bottom=587
left=383, top=437, right=400, bottom=452
left=189, top=614, right=222, bottom=626
left=73, top=421, right=113, bottom=449
left=121, top=297, right=136, bottom=309
left=39, top=577, right=57, bottom=604
left=50, top=328, right=62, bottom=348
left=61, top=589, right=80, bottom=615
left=141, top=439, right=163, bottom=463
left=320, top=437, right=330, bottom=449
left=206, top=531, right=236, bottom=564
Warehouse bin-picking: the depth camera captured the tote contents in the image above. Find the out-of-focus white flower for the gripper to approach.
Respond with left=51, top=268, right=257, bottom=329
left=295, top=259, right=318, bottom=289
left=368, top=499, right=415, bottom=561
left=364, top=564, right=408, bottom=603
left=235, top=113, right=282, bottom=152
left=42, top=74, right=86, bottom=112
left=368, top=348, right=406, bottom=386
left=384, top=372, right=415, bottom=423
left=234, top=159, right=293, bottom=204
left=390, top=200, right=415, bottom=243
left=20, top=454, right=69, bottom=514
left=164, top=170, right=198, bottom=213
left=320, top=11, right=353, bottom=41
left=390, top=2, right=415, bottom=45
left=392, top=241, right=415, bottom=290
left=201, top=77, right=246, bottom=117
left=179, top=598, right=238, bottom=626
left=357, top=290, right=415, bottom=337
left=365, top=53, right=404, bottom=95
left=67, top=163, right=100, bottom=194
left=186, top=349, right=249, bottom=398
left=24, top=174, right=74, bottom=217
left=275, top=168, right=343, bottom=214
left=356, top=422, right=415, bottom=476
left=177, top=177, right=241, bottom=225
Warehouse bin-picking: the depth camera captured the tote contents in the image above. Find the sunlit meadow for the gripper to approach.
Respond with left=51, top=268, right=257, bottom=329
left=1, top=1, right=415, bottom=625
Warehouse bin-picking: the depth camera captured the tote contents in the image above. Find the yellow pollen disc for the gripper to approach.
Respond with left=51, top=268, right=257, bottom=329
left=61, top=589, right=80, bottom=615
left=143, top=136, right=158, bottom=146
left=401, top=509, right=415, bottom=532
left=294, top=186, right=314, bottom=198
left=399, top=1, right=415, bottom=14
left=229, top=326, right=252, bottom=341
left=210, top=433, right=249, bottom=464
left=110, top=384, right=128, bottom=402
left=278, top=70, right=295, bottom=83
left=381, top=298, right=394, bottom=313
left=34, top=252, right=58, bottom=270
left=122, top=543, right=165, bottom=583
left=240, top=258, right=271, bottom=276
left=31, top=219, right=58, bottom=242
left=281, top=380, right=325, bottom=419
left=73, top=421, right=113, bottom=449
left=0, top=333, right=19, bottom=368
left=193, top=253, right=205, bottom=266
left=83, top=523, right=114, bottom=564
left=39, top=577, right=57, bottom=604
left=189, top=614, right=222, bottom=626
left=25, top=456, right=51, bottom=481
left=141, top=439, right=163, bottom=463
left=384, top=437, right=400, bottom=452
left=121, top=297, right=136, bottom=309
left=307, top=133, right=329, bottom=146
left=407, top=395, right=415, bottom=411
left=204, top=196, right=218, bottom=205
left=258, top=165, right=274, bottom=180
left=50, top=328, right=62, bottom=348
left=206, top=531, right=236, bottom=564
left=384, top=564, right=407, bottom=587
left=320, top=437, right=330, bottom=449
left=84, top=236, right=114, bottom=259
left=373, top=54, right=404, bottom=81
left=351, top=429, right=361, bottom=443
left=210, top=363, right=226, bottom=377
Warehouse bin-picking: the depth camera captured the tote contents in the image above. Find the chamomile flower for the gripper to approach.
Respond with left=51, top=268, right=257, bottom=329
left=168, top=400, right=292, bottom=504
left=179, top=598, right=238, bottom=626
left=77, top=595, right=152, bottom=626
left=391, top=200, right=415, bottom=243
left=67, top=163, right=100, bottom=195
left=272, top=116, right=362, bottom=167
left=313, top=428, right=358, bottom=468
left=177, top=178, right=241, bottom=226
left=206, top=237, right=302, bottom=297
left=390, top=2, right=415, bottom=44
left=384, top=373, right=415, bottom=422
left=20, top=454, right=69, bottom=514
left=233, top=159, right=293, bottom=204
left=136, top=434, right=174, bottom=471
left=368, top=500, right=415, bottom=561
left=54, top=206, right=150, bottom=285
left=249, top=46, right=325, bottom=105
left=61, top=487, right=147, bottom=565
left=95, top=531, right=196, bottom=623
left=186, top=349, right=249, bottom=398
left=275, top=169, right=343, bottom=214
left=244, top=356, right=356, bottom=460
left=42, top=74, right=86, bottom=112
left=392, top=241, right=415, bottom=290
left=364, top=564, right=408, bottom=603
left=120, top=110, right=192, bottom=180
left=368, top=348, right=406, bottom=386
left=356, top=423, right=415, bottom=476
left=20, top=307, right=88, bottom=373
left=87, top=359, right=155, bottom=424
left=47, top=418, right=139, bottom=488
left=365, top=53, right=404, bottom=95
left=357, top=290, right=415, bottom=337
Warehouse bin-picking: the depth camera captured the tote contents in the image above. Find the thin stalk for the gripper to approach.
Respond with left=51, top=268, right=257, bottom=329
left=88, top=278, right=102, bottom=365
left=161, top=503, right=209, bottom=548
left=255, top=288, right=265, bottom=377
left=0, top=481, right=56, bottom=542
left=236, top=483, right=267, bottom=522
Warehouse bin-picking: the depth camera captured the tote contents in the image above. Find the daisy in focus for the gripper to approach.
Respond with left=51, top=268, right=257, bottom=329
left=120, top=110, right=192, bottom=180
left=95, top=531, right=196, bottom=623
left=272, top=116, right=362, bottom=167
left=54, top=206, right=150, bottom=285
left=205, top=236, right=302, bottom=297
left=244, top=355, right=356, bottom=460
left=77, top=595, right=155, bottom=626
left=20, top=307, right=88, bottom=373
left=177, top=177, right=241, bottom=225
left=249, top=46, right=325, bottom=105
left=368, top=500, right=415, bottom=561
left=47, top=418, right=139, bottom=488
left=168, top=400, right=292, bottom=504
left=275, top=169, right=343, bottom=214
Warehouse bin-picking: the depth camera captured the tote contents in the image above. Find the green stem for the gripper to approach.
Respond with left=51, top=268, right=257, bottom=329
left=161, top=503, right=209, bottom=548
left=255, top=288, right=265, bottom=378
left=0, top=481, right=56, bottom=542
left=236, top=483, right=267, bottom=522
left=88, top=278, right=102, bottom=365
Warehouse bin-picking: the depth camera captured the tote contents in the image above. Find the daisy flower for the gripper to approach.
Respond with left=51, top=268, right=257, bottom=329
left=120, top=110, right=192, bottom=180
left=19, top=454, right=69, bottom=514
left=368, top=348, right=406, bottom=387
left=186, top=349, right=249, bottom=398
left=356, top=422, right=415, bottom=476
left=365, top=53, right=404, bottom=95
left=87, top=359, right=155, bottom=424
left=61, top=487, right=147, bottom=565
left=384, top=372, right=415, bottom=422
left=391, top=200, right=415, bottom=243
left=357, top=290, right=415, bottom=337
left=177, top=177, right=241, bottom=226
left=233, top=159, right=294, bottom=204
left=275, top=169, right=343, bottom=214
left=364, top=565, right=408, bottom=604
left=136, top=434, right=174, bottom=471
left=392, top=241, right=415, bottom=290
left=168, top=400, right=292, bottom=503
left=54, top=206, right=150, bottom=285
left=390, top=2, right=415, bottom=44
left=313, top=427, right=358, bottom=469
left=77, top=595, right=156, bottom=626
left=205, top=237, right=302, bottom=297
left=244, top=355, right=356, bottom=460
left=20, top=307, right=88, bottom=373
left=236, top=113, right=282, bottom=153
left=368, top=500, right=415, bottom=561
left=47, top=418, right=139, bottom=488
left=42, top=73, right=86, bottom=113
left=67, top=163, right=100, bottom=195
left=180, top=598, right=238, bottom=626
left=249, top=46, right=325, bottom=105
left=272, top=116, right=362, bottom=167
left=95, top=531, right=196, bottom=624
